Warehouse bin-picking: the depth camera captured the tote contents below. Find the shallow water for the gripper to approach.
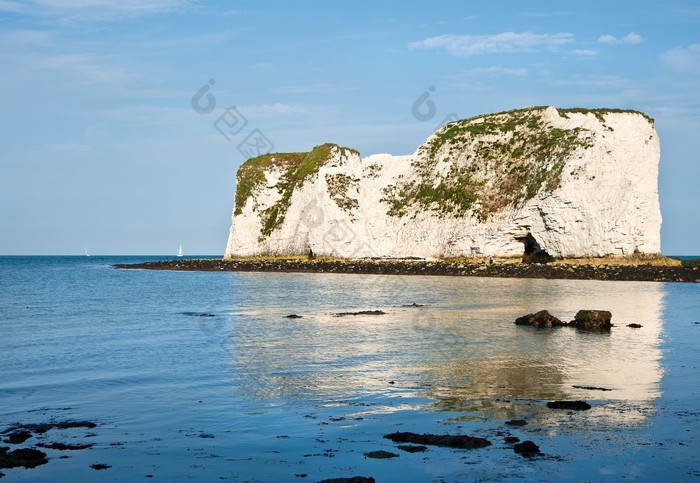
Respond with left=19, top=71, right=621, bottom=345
left=1, top=256, right=699, bottom=481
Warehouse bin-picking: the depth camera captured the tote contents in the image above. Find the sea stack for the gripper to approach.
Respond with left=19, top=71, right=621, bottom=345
left=224, top=106, right=661, bottom=260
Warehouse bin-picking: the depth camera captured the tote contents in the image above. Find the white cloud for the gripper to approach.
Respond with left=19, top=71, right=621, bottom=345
left=1, top=0, right=193, bottom=21
left=409, top=31, right=575, bottom=57
left=623, top=32, right=643, bottom=45
left=597, top=35, right=618, bottom=44
left=661, top=44, right=700, bottom=74
left=597, top=32, right=643, bottom=45
left=237, top=103, right=306, bottom=117
left=570, top=49, right=599, bottom=56
left=458, top=66, right=529, bottom=77
left=552, top=75, right=631, bottom=88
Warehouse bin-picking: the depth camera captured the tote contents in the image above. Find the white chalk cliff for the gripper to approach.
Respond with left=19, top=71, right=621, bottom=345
left=224, top=106, right=661, bottom=259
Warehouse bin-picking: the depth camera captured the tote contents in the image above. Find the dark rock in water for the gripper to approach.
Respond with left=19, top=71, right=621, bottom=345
left=0, top=447, right=48, bottom=469
left=3, top=421, right=96, bottom=435
left=3, top=431, right=31, bottom=444
left=569, top=310, right=612, bottom=331
left=318, top=478, right=375, bottom=483
left=334, top=310, right=386, bottom=317
left=514, top=310, right=564, bottom=328
left=402, top=303, right=425, bottom=307
left=285, top=314, right=303, bottom=319
left=547, top=400, right=592, bottom=411
left=513, top=440, right=542, bottom=457
left=627, top=323, right=643, bottom=328
left=90, top=463, right=111, bottom=470
left=504, top=436, right=520, bottom=444
left=397, top=445, right=427, bottom=453
left=364, top=450, right=398, bottom=459
left=573, top=385, right=612, bottom=392
left=37, top=442, right=93, bottom=451
left=505, top=419, right=528, bottom=427
left=384, top=432, right=491, bottom=449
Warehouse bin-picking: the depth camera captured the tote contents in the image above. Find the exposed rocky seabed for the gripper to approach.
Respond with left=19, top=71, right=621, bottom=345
left=114, top=257, right=699, bottom=283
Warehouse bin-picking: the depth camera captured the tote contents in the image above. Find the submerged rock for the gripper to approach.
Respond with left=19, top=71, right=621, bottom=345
left=505, top=419, right=528, bottom=427
left=572, top=385, right=612, bottom=392
left=333, top=310, right=385, bottom=317
left=364, top=450, right=398, bottom=459
left=0, top=447, right=48, bottom=469
left=384, top=432, right=491, bottom=449
left=3, top=431, right=31, bottom=445
left=569, top=310, right=612, bottom=331
left=3, top=421, right=96, bottom=435
left=513, top=440, right=543, bottom=457
left=1, top=420, right=98, bottom=471
left=318, top=478, right=375, bottom=483
left=397, top=445, right=427, bottom=453
left=514, top=310, right=564, bottom=328
left=37, top=442, right=93, bottom=451
left=546, top=400, right=592, bottom=411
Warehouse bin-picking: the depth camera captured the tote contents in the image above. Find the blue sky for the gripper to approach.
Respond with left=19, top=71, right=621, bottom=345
left=1, top=0, right=698, bottom=255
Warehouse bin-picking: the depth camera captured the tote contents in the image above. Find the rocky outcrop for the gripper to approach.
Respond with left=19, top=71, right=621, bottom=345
left=224, top=107, right=661, bottom=259
left=514, top=310, right=564, bottom=328
left=569, top=310, right=613, bottom=331
left=515, top=309, right=613, bottom=331
left=116, top=259, right=698, bottom=283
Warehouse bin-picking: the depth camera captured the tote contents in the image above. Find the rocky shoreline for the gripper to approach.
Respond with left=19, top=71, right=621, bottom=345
left=113, top=258, right=699, bottom=283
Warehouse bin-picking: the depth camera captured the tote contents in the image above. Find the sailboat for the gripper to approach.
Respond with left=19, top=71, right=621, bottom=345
left=177, top=245, right=183, bottom=257
left=84, top=248, right=90, bottom=257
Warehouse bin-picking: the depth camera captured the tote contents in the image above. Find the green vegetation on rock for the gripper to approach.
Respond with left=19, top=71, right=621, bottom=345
left=381, top=107, right=598, bottom=220
left=233, top=143, right=359, bottom=241
left=325, top=173, right=360, bottom=215
left=557, top=107, right=654, bottom=124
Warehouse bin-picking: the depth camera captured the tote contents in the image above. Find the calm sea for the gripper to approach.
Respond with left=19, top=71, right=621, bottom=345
left=1, top=256, right=699, bottom=482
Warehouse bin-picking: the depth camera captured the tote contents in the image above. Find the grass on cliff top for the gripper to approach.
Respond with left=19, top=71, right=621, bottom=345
left=447, top=106, right=654, bottom=126
left=382, top=105, right=653, bottom=221
left=557, top=107, right=654, bottom=124
left=233, top=143, right=359, bottom=240
left=382, top=106, right=596, bottom=220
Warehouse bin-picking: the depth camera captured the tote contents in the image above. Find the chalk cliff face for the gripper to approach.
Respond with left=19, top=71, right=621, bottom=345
left=224, top=106, right=661, bottom=259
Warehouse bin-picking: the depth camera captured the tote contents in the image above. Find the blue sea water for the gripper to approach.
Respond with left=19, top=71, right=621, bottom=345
left=1, top=256, right=699, bottom=482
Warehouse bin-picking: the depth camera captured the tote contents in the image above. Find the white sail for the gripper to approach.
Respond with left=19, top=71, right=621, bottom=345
left=177, top=245, right=183, bottom=257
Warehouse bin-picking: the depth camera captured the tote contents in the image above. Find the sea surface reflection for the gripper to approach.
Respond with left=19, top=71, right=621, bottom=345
left=2, top=257, right=695, bottom=482
left=223, top=273, right=664, bottom=423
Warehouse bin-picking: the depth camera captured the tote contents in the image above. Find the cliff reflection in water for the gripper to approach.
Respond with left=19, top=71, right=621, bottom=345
left=223, top=273, right=664, bottom=421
